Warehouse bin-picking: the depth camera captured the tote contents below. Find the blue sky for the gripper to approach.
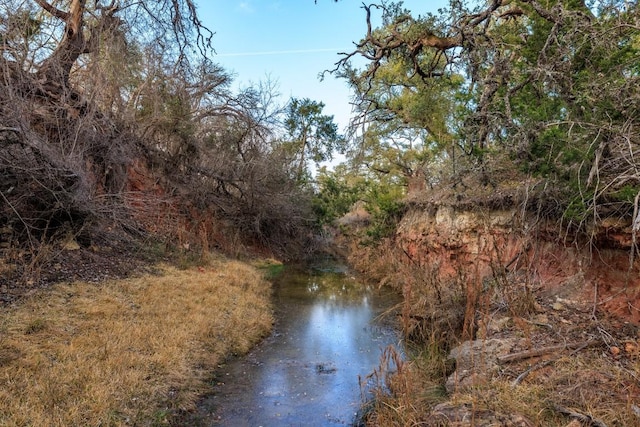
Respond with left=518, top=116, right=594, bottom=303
left=197, top=1, right=449, bottom=131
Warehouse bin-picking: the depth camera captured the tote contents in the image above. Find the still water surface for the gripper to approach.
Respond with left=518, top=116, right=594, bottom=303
left=197, top=262, right=402, bottom=426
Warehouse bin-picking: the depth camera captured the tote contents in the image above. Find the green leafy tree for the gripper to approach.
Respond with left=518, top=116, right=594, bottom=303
left=333, top=2, right=474, bottom=192
left=313, top=164, right=367, bottom=225
left=333, top=0, right=640, bottom=228
left=282, top=97, right=346, bottom=180
left=313, top=161, right=405, bottom=243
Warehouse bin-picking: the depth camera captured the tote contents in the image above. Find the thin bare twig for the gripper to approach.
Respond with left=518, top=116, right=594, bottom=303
left=0, top=188, right=34, bottom=249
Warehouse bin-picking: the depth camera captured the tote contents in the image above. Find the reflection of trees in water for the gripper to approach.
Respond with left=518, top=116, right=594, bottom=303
left=275, top=266, right=400, bottom=311
left=307, top=274, right=368, bottom=295
left=208, top=263, right=403, bottom=426
left=305, top=275, right=373, bottom=308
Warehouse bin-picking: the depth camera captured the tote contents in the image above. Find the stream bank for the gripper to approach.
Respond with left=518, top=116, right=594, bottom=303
left=335, top=198, right=640, bottom=426
left=0, top=259, right=274, bottom=427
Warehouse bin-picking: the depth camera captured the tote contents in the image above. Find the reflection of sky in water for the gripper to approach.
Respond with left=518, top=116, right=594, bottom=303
left=200, top=264, right=402, bottom=427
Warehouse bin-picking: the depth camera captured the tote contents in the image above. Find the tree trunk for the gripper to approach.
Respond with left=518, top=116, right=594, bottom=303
left=297, top=127, right=308, bottom=180
left=35, top=0, right=88, bottom=86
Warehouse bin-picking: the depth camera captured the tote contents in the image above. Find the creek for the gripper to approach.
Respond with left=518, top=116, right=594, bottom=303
left=194, top=261, right=402, bottom=426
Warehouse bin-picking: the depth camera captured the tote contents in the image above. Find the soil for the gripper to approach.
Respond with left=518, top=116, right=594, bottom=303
left=335, top=196, right=640, bottom=425
left=0, top=232, right=160, bottom=305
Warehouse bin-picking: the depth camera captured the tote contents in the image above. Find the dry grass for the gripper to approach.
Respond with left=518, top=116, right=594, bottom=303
left=344, top=234, right=640, bottom=426
left=364, top=340, right=640, bottom=426
left=443, top=348, right=640, bottom=426
left=0, top=257, right=274, bottom=426
left=361, top=345, right=448, bottom=426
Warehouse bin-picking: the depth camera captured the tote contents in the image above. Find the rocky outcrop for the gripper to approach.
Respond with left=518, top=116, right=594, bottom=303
left=445, top=337, right=524, bottom=393
left=398, top=205, right=524, bottom=280
left=339, top=196, right=640, bottom=425
left=396, top=201, right=640, bottom=324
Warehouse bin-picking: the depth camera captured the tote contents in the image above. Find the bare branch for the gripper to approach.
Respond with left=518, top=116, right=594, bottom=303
left=33, top=0, right=69, bottom=20
left=331, top=2, right=462, bottom=84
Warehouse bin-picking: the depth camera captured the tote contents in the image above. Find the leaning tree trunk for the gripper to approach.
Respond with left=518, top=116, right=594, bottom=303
left=35, top=0, right=88, bottom=87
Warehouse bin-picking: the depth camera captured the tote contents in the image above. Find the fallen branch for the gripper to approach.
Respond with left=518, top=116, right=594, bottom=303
left=511, top=340, right=597, bottom=386
left=498, top=340, right=601, bottom=364
left=553, top=404, right=608, bottom=427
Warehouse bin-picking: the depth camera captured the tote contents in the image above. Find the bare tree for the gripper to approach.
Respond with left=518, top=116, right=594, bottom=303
left=0, top=0, right=215, bottom=263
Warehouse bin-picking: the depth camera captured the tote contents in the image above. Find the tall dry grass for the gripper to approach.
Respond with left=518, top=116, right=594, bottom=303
left=359, top=345, right=448, bottom=426
left=0, top=258, right=274, bottom=426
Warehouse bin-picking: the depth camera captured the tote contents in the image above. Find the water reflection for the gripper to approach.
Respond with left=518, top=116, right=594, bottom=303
left=196, top=263, right=401, bottom=427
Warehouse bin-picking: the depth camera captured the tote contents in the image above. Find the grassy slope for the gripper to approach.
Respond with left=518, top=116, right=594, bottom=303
left=0, top=258, right=274, bottom=426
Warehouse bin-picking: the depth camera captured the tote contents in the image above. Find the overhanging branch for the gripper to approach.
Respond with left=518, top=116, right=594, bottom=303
left=33, top=0, right=69, bottom=20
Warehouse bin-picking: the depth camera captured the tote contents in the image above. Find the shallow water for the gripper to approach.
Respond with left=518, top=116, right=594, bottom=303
left=195, top=262, right=402, bottom=427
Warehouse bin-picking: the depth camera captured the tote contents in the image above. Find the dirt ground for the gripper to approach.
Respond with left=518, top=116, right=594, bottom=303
left=0, top=234, right=161, bottom=305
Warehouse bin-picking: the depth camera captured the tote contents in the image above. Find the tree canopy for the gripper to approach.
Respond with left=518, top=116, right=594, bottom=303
left=328, top=0, right=640, bottom=230
left=281, top=98, right=345, bottom=181
left=0, top=1, right=334, bottom=260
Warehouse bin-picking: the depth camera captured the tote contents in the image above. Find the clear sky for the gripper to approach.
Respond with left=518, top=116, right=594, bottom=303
left=197, top=1, right=449, bottom=132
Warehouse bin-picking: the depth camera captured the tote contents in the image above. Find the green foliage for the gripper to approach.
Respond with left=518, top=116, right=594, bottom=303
left=312, top=162, right=405, bottom=244
left=280, top=97, right=346, bottom=181
left=363, top=185, right=405, bottom=244
left=346, top=48, right=462, bottom=184
left=564, top=192, right=593, bottom=223
left=312, top=166, right=366, bottom=225
left=335, top=0, right=640, bottom=231
left=610, top=185, right=640, bottom=203
left=257, top=261, right=285, bottom=280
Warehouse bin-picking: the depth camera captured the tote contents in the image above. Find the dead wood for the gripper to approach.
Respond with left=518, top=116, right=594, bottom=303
left=553, top=404, right=608, bottom=427
left=511, top=340, right=598, bottom=386
left=498, top=340, right=601, bottom=364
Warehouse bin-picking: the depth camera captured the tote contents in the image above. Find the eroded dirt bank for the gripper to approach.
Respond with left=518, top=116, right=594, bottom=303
left=338, top=199, right=640, bottom=426
left=397, top=201, right=640, bottom=327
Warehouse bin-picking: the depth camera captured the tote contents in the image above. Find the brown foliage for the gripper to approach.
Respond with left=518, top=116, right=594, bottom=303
left=0, top=0, right=319, bottom=276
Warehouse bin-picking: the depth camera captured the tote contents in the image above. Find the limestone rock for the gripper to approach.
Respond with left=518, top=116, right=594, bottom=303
left=446, top=338, right=521, bottom=393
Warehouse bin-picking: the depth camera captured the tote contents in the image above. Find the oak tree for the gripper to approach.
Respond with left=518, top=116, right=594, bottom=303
left=334, top=0, right=640, bottom=226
